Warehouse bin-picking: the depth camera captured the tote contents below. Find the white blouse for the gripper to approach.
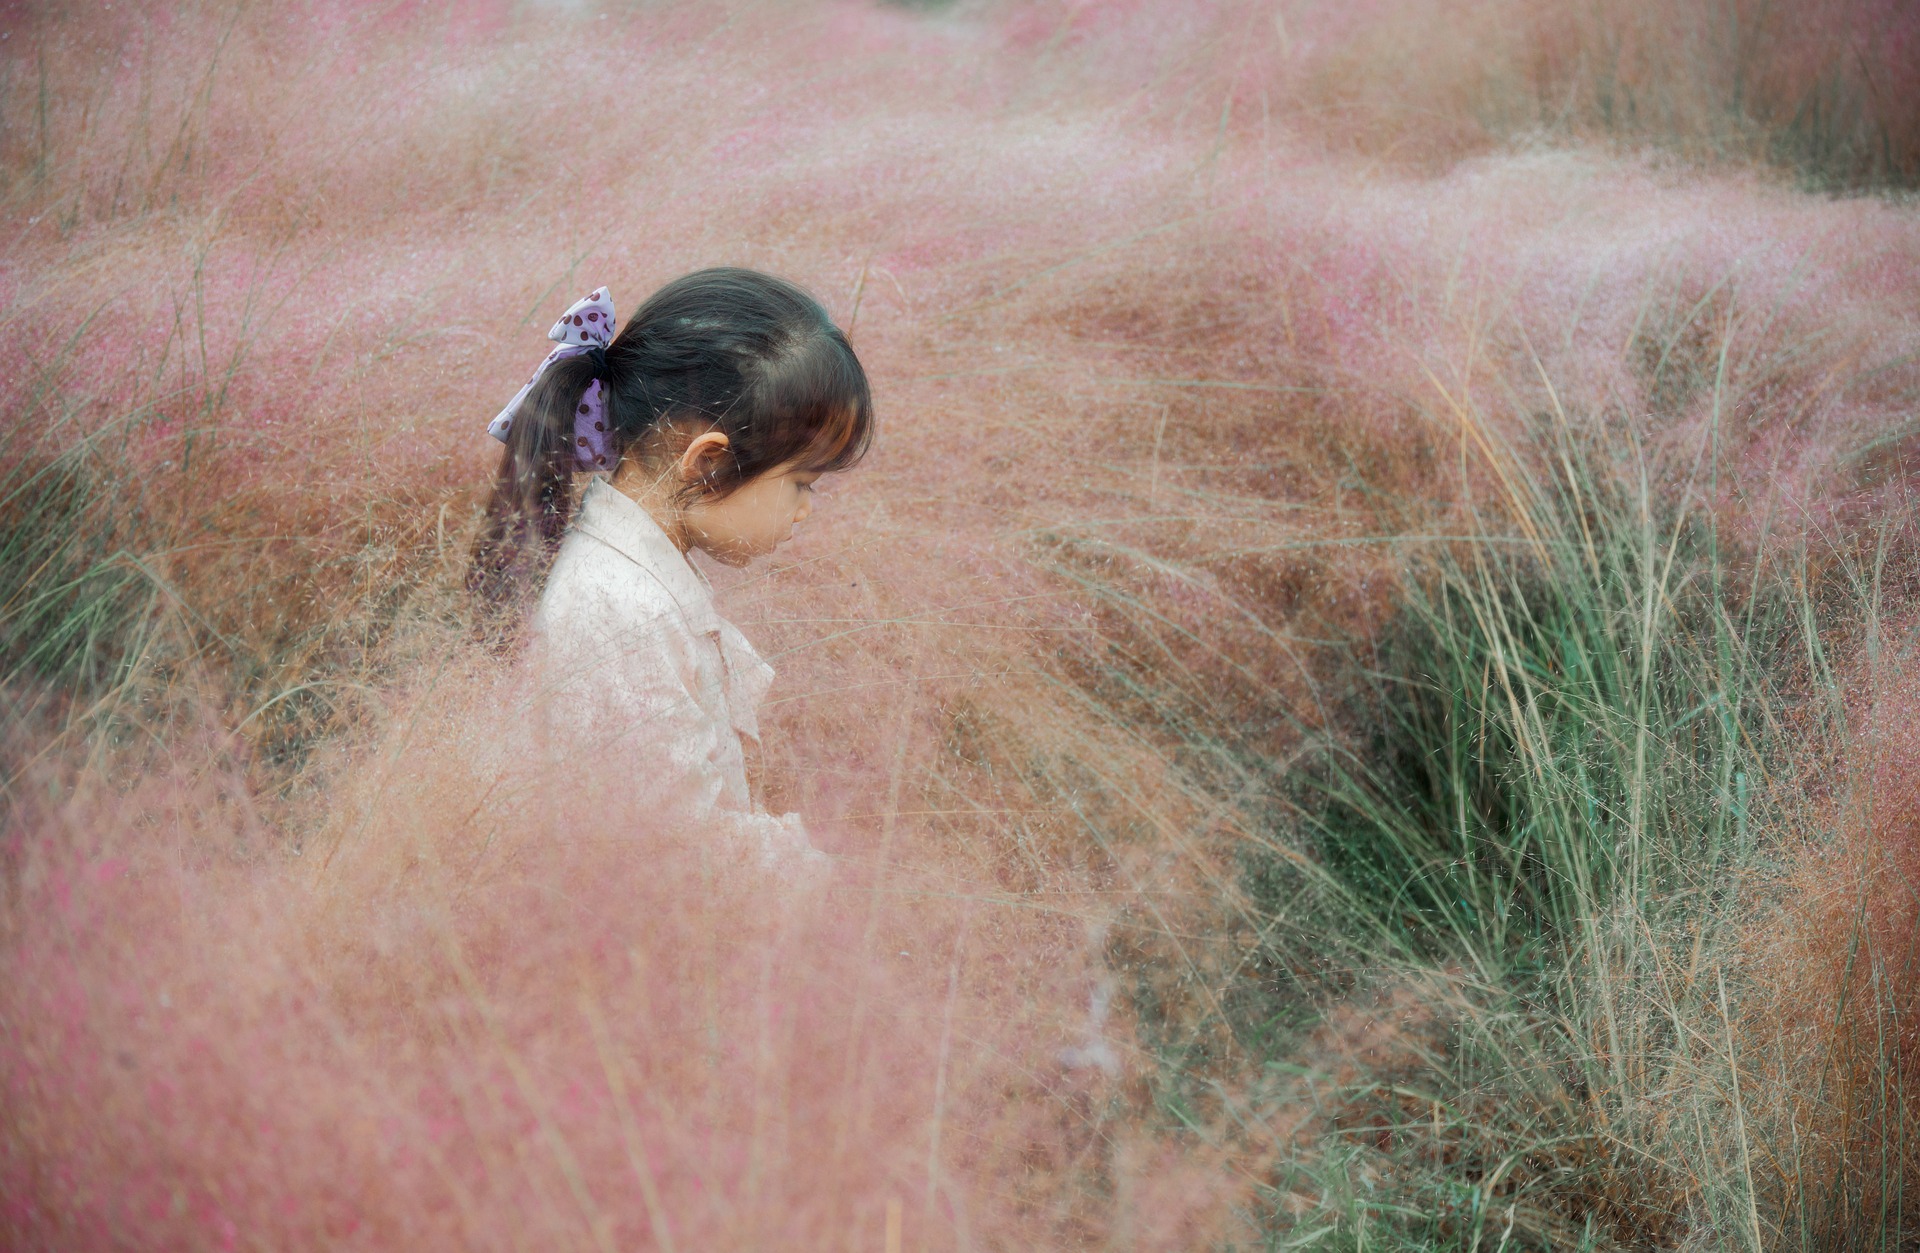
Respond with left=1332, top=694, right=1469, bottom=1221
left=526, top=476, right=819, bottom=870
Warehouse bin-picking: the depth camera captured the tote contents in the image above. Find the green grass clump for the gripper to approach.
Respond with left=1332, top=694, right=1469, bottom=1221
left=1275, top=430, right=1773, bottom=1244
left=1238, top=415, right=1914, bottom=1249
left=0, top=449, right=157, bottom=703
left=1053, top=402, right=1916, bottom=1248
left=1301, top=428, right=1769, bottom=970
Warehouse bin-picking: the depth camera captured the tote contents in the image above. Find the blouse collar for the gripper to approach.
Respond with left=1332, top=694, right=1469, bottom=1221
left=569, top=476, right=776, bottom=741
left=572, top=476, right=720, bottom=634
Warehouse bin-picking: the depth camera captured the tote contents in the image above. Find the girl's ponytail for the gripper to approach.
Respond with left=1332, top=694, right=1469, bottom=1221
left=467, top=350, right=605, bottom=615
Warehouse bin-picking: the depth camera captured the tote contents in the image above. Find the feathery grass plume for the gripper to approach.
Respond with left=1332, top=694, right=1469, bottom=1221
left=4, top=647, right=1237, bottom=1247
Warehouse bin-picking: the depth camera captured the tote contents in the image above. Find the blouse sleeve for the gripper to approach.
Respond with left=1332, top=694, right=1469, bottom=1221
left=529, top=566, right=825, bottom=876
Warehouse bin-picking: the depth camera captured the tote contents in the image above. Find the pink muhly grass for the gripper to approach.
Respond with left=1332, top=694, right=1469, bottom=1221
left=1, top=677, right=1159, bottom=1249
left=3, top=0, right=1920, bottom=1246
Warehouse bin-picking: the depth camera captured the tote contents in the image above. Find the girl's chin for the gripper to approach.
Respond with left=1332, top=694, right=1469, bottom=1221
left=700, top=533, right=789, bottom=566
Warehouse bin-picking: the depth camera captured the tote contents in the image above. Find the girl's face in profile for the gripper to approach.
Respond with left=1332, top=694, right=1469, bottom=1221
left=683, top=461, right=820, bottom=566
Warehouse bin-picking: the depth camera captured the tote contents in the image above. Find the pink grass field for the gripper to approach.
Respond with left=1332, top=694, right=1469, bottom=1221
left=4, top=0, right=1920, bottom=1248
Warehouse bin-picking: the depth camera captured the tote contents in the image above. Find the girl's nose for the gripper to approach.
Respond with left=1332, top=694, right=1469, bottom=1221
left=794, top=495, right=813, bottom=525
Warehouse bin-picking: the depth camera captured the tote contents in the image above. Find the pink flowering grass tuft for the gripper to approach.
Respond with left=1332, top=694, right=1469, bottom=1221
left=4, top=0, right=1920, bottom=1247
left=4, top=661, right=1198, bottom=1248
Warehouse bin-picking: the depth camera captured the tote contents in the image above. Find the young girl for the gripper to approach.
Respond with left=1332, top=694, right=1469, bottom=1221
left=470, top=268, right=873, bottom=870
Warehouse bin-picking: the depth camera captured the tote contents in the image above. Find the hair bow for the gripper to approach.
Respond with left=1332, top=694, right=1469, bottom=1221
left=487, top=287, right=618, bottom=470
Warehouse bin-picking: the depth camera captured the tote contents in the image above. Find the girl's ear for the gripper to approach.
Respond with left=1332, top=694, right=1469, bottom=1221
left=677, top=430, right=733, bottom=489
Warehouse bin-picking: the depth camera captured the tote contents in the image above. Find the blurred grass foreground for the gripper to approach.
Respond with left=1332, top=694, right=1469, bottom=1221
left=4, top=1, right=1920, bottom=1248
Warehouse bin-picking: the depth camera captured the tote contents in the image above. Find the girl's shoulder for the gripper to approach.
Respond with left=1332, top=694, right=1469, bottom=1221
left=537, top=530, right=705, bottom=639
left=535, top=481, right=721, bottom=640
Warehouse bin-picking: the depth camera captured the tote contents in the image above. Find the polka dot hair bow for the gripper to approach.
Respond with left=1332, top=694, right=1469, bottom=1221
left=487, top=287, right=618, bottom=471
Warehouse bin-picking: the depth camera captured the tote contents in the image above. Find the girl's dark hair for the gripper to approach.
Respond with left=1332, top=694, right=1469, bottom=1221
left=468, top=267, right=872, bottom=609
